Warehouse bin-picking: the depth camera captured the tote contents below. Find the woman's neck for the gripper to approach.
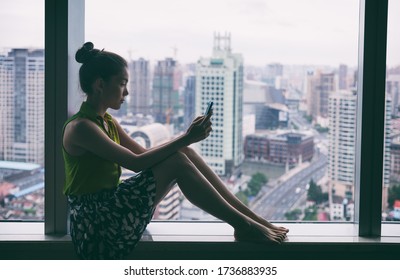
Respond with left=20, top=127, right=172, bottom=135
left=85, top=97, right=107, bottom=117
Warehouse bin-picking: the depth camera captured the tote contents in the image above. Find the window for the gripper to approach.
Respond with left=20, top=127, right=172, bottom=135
left=0, top=0, right=44, bottom=233
left=1, top=0, right=395, bottom=240
left=85, top=0, right=360, bottom=223
left=382, top=0, right=400, bottom=235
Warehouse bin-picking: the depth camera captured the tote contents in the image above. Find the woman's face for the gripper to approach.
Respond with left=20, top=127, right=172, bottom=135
left=101, top=67, right=129, bottom=110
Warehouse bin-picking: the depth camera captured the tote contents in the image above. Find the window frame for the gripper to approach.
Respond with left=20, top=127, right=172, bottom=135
left=44, top=0, right=84, bottom=234
left=355, top=0, right=389, bottom=236
left=40, top=0, right=393, bottom=237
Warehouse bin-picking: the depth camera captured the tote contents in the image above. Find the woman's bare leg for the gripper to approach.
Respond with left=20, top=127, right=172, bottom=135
left=151, top=152, right=283, bottom=243
left=180, top=147, right=288, bottom=235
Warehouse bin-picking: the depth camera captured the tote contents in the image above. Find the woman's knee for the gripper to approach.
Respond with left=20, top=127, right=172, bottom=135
left=154, top=151, right=191, bottom=172
left=180, top=146, right=196, bottom=158
left=170, top=151, right=192, bottom=169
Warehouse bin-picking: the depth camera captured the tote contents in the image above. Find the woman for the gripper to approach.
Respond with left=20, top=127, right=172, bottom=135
left=63, top=42, right=288, bottom=259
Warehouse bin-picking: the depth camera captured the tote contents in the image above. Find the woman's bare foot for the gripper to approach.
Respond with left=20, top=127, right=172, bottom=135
left=252, top=219, right=288, bottom=242
left=234, top=222, right=284, bottom=244
left=254, top=215, right=289, bottom=234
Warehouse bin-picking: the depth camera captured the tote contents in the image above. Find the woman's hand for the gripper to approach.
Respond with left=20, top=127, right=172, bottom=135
left=185, top=114, right=213, bottom=144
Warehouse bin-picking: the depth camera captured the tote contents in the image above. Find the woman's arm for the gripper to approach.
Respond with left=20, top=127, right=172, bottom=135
left=66, top=115, right=211, bottom=173
left=113, top=118, right=147, bottom=154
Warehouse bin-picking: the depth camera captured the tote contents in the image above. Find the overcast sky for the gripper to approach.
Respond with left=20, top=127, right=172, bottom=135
left=1, top=0, right=399, bottom=67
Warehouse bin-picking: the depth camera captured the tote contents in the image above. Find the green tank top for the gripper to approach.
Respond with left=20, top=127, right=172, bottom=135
left=62, top=102, right=122, bottom=195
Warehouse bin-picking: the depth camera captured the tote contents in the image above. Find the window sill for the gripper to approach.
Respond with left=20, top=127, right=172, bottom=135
left=1, top=221, right=400, bottom=259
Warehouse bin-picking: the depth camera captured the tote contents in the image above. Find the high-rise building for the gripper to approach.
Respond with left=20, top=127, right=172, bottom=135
left=328, top=90, right=391, bottom=200
left=382, top=94, right=392, bottom=209
left=0, top=49, right=44, bottom=165
left=384, top=95, right=392, bottom=188
left=328, top=91, right=392, bottom=195
left=386, top=74, right=400, bottom=117
left=183, top=75, right=196, bottom=128
left=306, top=71, right=336, bottom=120
left=128, top=58, right=151, bottom=116
left=319, top=72, right=336, bottom=118
left=328, top=90, right=357, bottom=198
left=338, top=64, right=348, bottom=90
left=152, top=58, right=181, bottom=124
left=264, top=63, right=283, bottom=87
left=195, top=33, right=244, bottom=176
left=390, top=135, right=400, bottom=182
left=152, top=186, right=181, bottom=220
left=305, top=70, right=319, bottom=118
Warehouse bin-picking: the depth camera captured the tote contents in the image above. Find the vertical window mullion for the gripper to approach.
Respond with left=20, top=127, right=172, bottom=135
left=45, top=0, right=69, bottom=234
left=356, top=0, right=388, bottom=237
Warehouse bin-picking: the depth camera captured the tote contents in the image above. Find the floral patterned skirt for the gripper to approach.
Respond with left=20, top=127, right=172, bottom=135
left=67, top=169, right=157, bottom=259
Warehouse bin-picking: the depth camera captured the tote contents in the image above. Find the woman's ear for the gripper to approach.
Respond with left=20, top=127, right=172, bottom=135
left=92, top=77, right=105, bottom=95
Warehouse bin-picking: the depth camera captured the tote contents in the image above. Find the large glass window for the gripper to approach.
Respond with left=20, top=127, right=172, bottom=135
left=383, top=0, right=400, bottom=234
left=85, top=0, right=360, bottom=222
left=0, top=0, right=394, bottom=241
left=0, top=0, right=45, bottom=226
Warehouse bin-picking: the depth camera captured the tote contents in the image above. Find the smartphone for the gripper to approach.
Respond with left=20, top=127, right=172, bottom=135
left=204, top=101, right=214, bottom=116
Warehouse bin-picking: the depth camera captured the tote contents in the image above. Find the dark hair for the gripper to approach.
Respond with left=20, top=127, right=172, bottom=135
left=75, top=42, right=127, bottom=95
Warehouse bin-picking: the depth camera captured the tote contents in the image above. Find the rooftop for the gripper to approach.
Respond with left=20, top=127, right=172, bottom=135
left=0, top=161, right=41, bottom=171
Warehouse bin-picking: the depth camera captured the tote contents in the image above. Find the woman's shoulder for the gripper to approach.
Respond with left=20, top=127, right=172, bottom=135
left=65, top=117, right=96, bottom=135
left=63, top=118, right=88, bottom=156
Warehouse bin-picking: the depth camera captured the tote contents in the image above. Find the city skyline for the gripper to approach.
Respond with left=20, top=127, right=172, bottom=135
left=2, top=0, right=399, bottom=67
left=0, top=1, right=399, bottom=223
left=1, top=42, right=398, bottom=222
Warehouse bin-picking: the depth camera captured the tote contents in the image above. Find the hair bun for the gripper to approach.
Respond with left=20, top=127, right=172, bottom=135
left=75, top=42, right=101, bottom=64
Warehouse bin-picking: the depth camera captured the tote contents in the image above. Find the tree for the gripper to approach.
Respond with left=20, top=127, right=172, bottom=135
left=314, top=124, right=329, bottom=133
left=307, top=179, right=328, bottom=204
left=303, top=206, right=318, bottom=221
left=246, top=172, right=268, bottom=197
left=388, top=185, right=400, bottom=209
left=284, top=209, right=302, bottom=220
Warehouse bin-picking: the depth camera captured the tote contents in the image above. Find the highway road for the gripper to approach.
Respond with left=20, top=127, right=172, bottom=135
left=252, top=154, right=327, bottom=221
